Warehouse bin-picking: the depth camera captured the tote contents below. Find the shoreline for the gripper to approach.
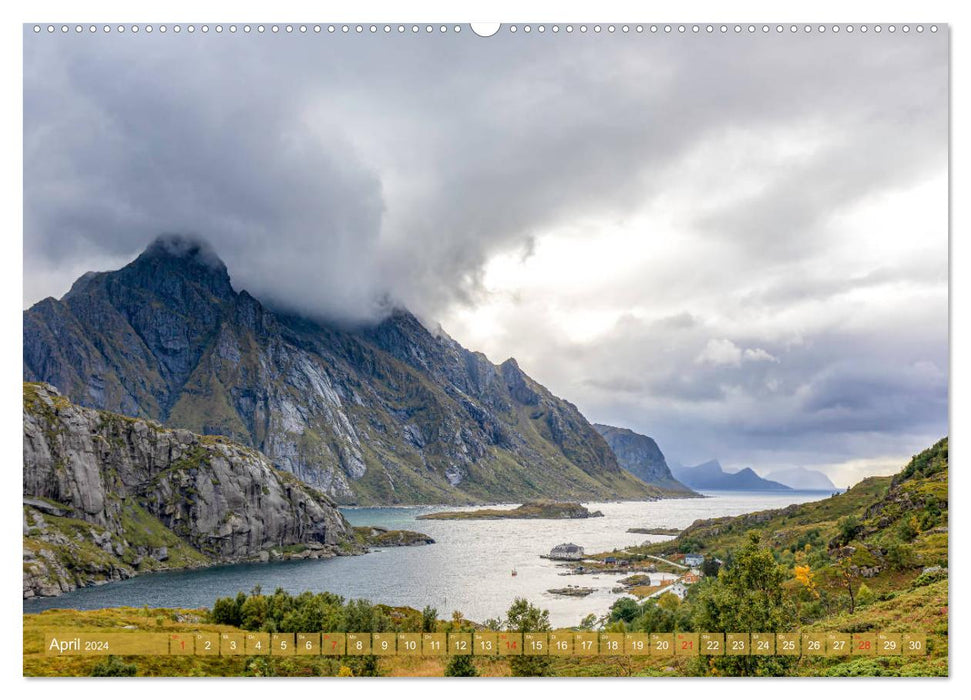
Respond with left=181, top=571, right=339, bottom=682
left=24, top=526, right=434, bottom=603
left=24, top=491, right=838, bottom=620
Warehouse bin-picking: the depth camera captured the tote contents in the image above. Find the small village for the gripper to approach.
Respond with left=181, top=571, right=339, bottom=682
left=544, top=542, right=716, bottom=601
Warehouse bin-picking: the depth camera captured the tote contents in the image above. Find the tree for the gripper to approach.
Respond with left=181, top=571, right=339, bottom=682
left=444, top=654, right=479, bottom=677
left=691, top=531, right=797, bottom=676
left=609, top=597, right=640, bottom=625
left=450, top=610, right=467, bottom=631
left=505, top=598, right=553, bottom=677
left=578, top=613, right=598, bottom=630
left=831, top=557, right=862, bottom=614
left=344, top=599, right=390, bottom=633
left=701, top=556, right=721, bottom=578
left=421, top=605, right=438, bottom=632
left=240, top=593, right=269, bottom=630
left=657, top=592, right=681, bottom=612
left=211, top=594, right=243, bottom=627
left=793, top=564, right=818, bottom=598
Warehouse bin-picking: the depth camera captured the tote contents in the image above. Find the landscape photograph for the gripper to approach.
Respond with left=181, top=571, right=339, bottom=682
left=21, top=22, right=948, bottom=678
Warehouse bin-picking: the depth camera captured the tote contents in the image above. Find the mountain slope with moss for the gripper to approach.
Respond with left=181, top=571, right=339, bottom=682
left=24, top=235, right=659, bottom=505
left=638, top=438, right=948, bottom=583
left=594, top=438, right=948, bottom=676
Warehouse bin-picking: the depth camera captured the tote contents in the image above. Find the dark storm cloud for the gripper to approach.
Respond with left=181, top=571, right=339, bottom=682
left=23, top=27, right=948, bottom=482
left=24, top=29, right=947, bottom=317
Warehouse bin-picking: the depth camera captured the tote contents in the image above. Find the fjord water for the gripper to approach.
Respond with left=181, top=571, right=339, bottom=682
left=23, top=491, right=832, bottom=627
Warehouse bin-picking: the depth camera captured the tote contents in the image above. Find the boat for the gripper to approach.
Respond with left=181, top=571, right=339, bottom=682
left=511, top=568, right=518, bottom=577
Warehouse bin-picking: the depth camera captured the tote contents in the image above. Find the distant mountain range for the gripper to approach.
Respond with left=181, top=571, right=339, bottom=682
left=593, top=425, right=700, bottom=497
left=670, top=459, right=792, bottom=492
left=764, top=466, right=838, bottom=491
left=23, top=235, right=660, bottom=506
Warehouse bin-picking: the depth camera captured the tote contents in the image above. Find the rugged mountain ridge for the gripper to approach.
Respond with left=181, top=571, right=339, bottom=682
left=671, top=459, right=792, bottom=492
left=23, top=235, right=658, bottom=505
left=593, top=424, right=699, bottom=497
left=23, top=382, right=359, bottom=598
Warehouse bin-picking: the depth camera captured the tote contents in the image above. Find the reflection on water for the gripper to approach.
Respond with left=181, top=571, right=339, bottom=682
left=23, top=491, right=831, bottom=626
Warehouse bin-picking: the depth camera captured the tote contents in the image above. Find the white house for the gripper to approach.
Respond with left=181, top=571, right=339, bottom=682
left=549, top=543, right=585, bottom=560
left=669, top=581, right=688, bottom=600
left=684, top=553, right=705, bottom=568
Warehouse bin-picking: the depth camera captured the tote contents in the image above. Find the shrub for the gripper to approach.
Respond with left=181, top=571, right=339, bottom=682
left=91, top=656, right=138, bottom=677
left=444, top=655, right=479, bottom=677
left=886, top=542, right=917, bottom=570
left=910, top=568, right=948, bottom=589
left=856, top=583, right=876, bottom=607
left=836, top=516, right=862, bottom=546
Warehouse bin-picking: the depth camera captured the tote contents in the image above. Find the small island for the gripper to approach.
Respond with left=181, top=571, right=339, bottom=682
left=417, top=500, right=604, bottom=521
left=353, top=526, right=435, bottom=547
left=627, top=526, right=681, bottom=535
left=547, top=585, right=595, bottom=597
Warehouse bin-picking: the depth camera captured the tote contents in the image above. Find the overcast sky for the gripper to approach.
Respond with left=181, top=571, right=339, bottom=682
left=23, top=26, right=948, bottom=487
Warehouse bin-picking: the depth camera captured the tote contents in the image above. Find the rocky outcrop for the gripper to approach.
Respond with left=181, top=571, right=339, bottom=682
left=594, top=424, right=699, bottom=497
left=353, top=526, right=436, bottom=547
left=24, top=235, right=659, bottom=505
left=416, top=500, right=605, bottom=520
left=23, top=382, right=359, bottom=598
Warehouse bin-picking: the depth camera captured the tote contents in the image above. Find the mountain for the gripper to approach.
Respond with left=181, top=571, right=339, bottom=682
left=23, top=235, right=659, bottom=505
left=593, top=424, right=699, bottom=497
left=764, top=466, right=838, bottom=491
left=670, top=459, right=792, bottom=492
left=23, top=382, right=359, bottom=598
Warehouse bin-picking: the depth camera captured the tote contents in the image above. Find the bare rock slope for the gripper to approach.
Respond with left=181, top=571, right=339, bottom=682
left=23, top=382, right=358, bottom=598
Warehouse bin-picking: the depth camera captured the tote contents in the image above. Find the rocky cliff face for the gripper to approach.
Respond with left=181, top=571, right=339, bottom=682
left=24, top=235, right=658, bottom=505
left=593, top=424, right=698, bottom=497
left=23, top=382, right=357, bottom=598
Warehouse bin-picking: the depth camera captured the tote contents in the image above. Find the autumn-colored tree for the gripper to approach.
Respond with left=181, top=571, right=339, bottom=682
left=450, top=610, right=467, bottom=631
left=794, top=564, right=819, bottom=598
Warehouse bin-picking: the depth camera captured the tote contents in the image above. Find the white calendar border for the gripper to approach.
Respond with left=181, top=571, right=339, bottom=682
left=1, top=0, right=962, bottom=696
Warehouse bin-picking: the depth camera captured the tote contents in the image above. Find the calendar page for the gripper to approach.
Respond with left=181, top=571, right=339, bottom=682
left=20, top=13, right=948, bottom=682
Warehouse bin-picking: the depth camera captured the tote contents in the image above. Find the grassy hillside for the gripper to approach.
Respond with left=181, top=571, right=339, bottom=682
left=593, top=438, right=948, bottom=676
left=637, top=438, right=948, bottom=586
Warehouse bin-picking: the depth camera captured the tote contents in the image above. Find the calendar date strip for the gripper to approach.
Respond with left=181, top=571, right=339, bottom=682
left=44, top=631, right=928, bottom=657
